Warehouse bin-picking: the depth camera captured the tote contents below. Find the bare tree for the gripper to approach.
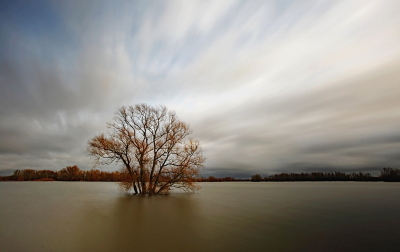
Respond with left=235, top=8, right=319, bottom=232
left=87, top=104, right=205, bottom=195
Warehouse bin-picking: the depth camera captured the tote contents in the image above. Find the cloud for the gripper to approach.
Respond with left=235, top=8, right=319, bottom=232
left=0, top=0, right=399, bottom=176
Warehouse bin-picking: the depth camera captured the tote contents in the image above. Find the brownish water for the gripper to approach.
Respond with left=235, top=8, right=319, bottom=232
left=0, top=182, right=399, bottom=252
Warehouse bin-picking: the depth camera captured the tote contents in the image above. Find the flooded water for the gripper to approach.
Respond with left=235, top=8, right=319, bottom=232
left=0, top=182, right=399, bottom=252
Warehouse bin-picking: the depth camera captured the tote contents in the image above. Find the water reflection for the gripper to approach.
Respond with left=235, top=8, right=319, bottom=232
left=76, top=192, right=203, bottom=252
left=0, top=182, right=399, bottom=252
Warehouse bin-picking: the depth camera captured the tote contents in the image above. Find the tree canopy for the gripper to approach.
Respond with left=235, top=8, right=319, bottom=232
left=87, top=104, right=205, bottom=195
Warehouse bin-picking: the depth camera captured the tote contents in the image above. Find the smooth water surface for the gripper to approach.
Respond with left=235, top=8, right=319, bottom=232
left=0, top=182, right=399, bottom=252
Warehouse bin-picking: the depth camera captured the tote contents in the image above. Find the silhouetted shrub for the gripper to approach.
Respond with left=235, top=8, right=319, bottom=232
left=380, top=167, right=400, bottom=182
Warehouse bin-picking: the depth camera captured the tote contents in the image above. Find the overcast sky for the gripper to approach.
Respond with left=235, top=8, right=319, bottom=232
left=1, top=0, right=399, bottom=177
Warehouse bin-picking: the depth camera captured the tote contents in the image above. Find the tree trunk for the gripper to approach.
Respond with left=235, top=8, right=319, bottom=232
left=132, top=181, right=138, bottom=194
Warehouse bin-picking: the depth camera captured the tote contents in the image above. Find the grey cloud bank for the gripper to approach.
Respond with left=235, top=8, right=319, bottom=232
left=0, top=0, right=399, bottom=177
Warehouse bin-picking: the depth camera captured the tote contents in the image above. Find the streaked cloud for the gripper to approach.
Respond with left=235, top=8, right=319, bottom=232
left=0, top=0, right=399, bottom=177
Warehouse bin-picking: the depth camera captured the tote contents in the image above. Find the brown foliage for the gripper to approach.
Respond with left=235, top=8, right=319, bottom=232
left=58, top=165, right=83, bottom=181
left=1, top=166, right=144, bottom=182
left=87, top=104, right=205, bottom=195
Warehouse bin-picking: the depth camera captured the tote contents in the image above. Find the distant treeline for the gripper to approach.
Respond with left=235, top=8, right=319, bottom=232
left=196, top=176, right=249, bottom=182
left=0, top=166, right=131, bottom=182
left=0, top=167, right=248, bottom=182
left=250, top=167, right=400, bottom=182
left=0, top=166, right=399, bottom=182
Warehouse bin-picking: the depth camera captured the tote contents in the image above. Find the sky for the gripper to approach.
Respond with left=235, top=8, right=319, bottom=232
left=0, top=0, right=399, bottom=178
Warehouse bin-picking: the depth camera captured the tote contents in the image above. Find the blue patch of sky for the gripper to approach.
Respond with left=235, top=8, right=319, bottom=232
left=0, top=0, right=86, bottom=105
left=0, top=0, right=72, bottom=43
left=0, top=0, right=79, bottom=70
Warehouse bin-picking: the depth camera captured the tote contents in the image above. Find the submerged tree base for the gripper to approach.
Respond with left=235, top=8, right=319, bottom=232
left=117, top=180, right=200, bottom=195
